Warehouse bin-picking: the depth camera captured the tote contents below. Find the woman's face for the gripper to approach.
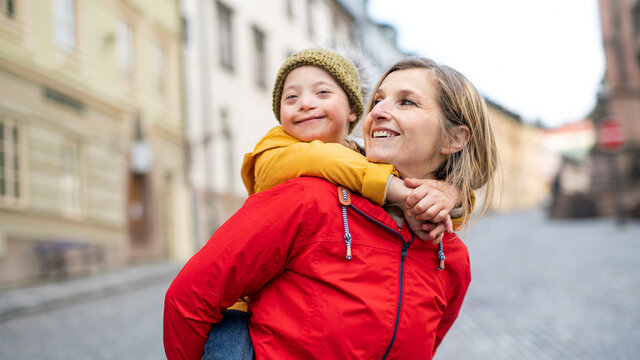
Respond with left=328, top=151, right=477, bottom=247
left=363, top=68, right=447, bottom=179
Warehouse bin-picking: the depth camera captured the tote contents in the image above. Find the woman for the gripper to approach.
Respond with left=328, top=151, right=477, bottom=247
left=163, top=57, right=498, bottom=359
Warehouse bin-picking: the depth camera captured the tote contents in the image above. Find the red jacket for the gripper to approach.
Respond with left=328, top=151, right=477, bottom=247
left=164, top=177, right=471, bottom=359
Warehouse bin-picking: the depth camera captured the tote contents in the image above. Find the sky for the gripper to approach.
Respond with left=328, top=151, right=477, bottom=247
left=367, top=0, right=606, bottom=128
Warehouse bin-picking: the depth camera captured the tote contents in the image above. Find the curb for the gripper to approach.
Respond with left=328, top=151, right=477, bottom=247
left=0, top=261, right=181, bottom=322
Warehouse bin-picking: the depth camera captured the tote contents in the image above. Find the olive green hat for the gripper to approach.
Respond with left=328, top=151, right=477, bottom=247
left=272, top=48, right=364, bottom=132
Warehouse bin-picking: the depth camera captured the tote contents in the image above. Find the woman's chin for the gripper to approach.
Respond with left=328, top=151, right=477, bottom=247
left=364, top=151, right=390, bottom=164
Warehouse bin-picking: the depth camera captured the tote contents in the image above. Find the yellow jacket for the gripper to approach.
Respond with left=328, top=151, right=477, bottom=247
left=241, top=126, right=396, bottom=206
left=241, top=125, right=472, bottom=226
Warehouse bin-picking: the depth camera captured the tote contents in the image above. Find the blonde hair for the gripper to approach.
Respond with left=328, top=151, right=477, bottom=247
left=367, top=57, right=499, bottom=226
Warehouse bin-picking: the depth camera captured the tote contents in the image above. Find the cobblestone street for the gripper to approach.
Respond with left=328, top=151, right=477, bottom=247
left=0, top=210, right=638, bottom=359
left=437, top=211, right=640, bottom=360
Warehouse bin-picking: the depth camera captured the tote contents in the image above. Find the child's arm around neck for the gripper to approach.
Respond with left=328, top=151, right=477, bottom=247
left=241, top=126, right=396, bottom=205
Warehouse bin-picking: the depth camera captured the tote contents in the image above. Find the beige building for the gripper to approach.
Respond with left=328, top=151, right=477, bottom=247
left=485, top=101, right=548, bottom=212
left=0, top=0, right=190, bottom=286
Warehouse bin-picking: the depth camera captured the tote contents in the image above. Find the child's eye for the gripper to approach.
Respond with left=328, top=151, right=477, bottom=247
left=372, top=98, right=382, bottom=105
left=317, top=89, right=331, bottom=95
left=284, top=94, right=298, bottom=101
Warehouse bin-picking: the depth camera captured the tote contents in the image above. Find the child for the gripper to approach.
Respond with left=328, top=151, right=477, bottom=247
left=201, top=48, right=467, bottom=360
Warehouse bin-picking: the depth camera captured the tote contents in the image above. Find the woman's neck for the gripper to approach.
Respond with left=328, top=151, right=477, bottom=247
left=383, top=205, right=405, bottom=229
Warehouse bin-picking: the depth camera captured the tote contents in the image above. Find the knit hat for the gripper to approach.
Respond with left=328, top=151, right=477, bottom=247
left=272, top=48, right=364, bottom=132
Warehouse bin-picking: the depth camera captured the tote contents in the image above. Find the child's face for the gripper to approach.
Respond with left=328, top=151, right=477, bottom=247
left=280, top=66, right=356, bottom=145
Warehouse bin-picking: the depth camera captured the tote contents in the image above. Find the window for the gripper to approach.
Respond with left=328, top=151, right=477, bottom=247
left=1, top=0, right=16, bottom=19
left=60, top=140, right=81, bottom=215
left=633, top=1, right=640, bottom=38
left=151, top=43, right=165, bottom=95
left=306, top=0, right=315, bottom=38
left=1, top=0, right=23, bottom=37
left=252, top=26, right=266, bottom=89
left=217, top=1, right=234, bottom=71
left=631, top=150, right=640, bottom=181
left=181, top=15, right=188, bottom=45
left=331, top=10, right=338, bottom=42
left=286, top=0, right=294, bottom=20
left=117, top=20, right=135, bottom=77
left=54, top=0, right=76, bottom=52
left=0, top=117, right=23, bottom=206
left=220, top=108, right=234, bottom=188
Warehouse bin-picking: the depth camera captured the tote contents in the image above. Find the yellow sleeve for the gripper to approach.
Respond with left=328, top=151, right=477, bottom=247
left=241, top=126, right=398, bottom=205
left=450, top=190, right=475, bottom=230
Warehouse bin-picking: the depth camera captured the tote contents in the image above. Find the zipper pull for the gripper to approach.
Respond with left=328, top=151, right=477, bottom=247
left=437, top=242, right=445, bottom=271
left=339, top=187, right=353, bottom=261
left=401, top=243, right=409, bottom=260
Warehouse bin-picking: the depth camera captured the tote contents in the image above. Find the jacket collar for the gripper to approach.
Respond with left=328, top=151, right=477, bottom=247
left=347, top=190, right=414, bottom=240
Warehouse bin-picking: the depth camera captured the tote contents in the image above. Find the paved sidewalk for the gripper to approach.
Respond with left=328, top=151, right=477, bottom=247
left=0, top=261, right=181, bottom=322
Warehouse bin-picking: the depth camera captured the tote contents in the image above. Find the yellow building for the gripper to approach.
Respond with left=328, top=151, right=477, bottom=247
left=486, top=101, right=549, bottom=212
left=0, top=0, right=190, bottom=287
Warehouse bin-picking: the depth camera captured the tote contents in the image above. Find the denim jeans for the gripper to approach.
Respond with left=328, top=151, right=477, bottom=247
left=202, top=310, right=255, bottom=360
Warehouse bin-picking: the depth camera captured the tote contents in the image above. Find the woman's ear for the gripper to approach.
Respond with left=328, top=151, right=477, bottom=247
left=441, top=125, right=470, bottom=155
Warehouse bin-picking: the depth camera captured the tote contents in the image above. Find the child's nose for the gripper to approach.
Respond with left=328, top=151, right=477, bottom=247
left=298, top=93, right=316, bottom=110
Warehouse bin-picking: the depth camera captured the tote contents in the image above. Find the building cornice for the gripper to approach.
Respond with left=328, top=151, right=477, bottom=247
left=0, top=54, right=126, bottom=119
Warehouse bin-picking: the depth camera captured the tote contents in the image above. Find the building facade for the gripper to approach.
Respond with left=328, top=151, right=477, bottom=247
left=595, top=0, right=640, bottom=217
left=485, top=102, right=548, bottom=213
left=0, top=0, right=190, bottom=286
left=551, top=0, right=640, bottom=219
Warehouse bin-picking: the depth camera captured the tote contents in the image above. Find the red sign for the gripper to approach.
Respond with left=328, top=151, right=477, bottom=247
left=597, top=118, right=626, bottom=152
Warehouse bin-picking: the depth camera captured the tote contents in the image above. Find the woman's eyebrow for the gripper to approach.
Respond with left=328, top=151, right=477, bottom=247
left=373, top=87, right=386, bottom=96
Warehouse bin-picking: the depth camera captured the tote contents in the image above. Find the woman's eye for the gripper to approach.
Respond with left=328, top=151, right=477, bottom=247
left=401, top=98, right=417, bottom=106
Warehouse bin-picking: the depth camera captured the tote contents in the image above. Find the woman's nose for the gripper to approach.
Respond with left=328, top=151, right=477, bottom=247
left=369, top=100, right=390, bottom=120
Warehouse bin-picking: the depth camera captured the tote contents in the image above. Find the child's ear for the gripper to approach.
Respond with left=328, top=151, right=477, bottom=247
left=348, top=108, right=358, bottom=123
left=441, top=125, right=470, bottom=155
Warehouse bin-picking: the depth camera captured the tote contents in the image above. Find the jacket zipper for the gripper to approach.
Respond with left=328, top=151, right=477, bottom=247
left=348, top=205, right=415, bottom=359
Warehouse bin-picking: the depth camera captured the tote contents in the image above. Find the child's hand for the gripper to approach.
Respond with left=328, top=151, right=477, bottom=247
left=404, top=214, right=433, bottom=242
left=421, top=216, right=454, bottom=242
left=405, top=214, right=453, bottom=244
left=403, top=178, right=459, bottom=225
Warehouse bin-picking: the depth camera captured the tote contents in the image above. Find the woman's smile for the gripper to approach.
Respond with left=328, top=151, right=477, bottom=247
left=371, top=128, right=400, bottom=138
